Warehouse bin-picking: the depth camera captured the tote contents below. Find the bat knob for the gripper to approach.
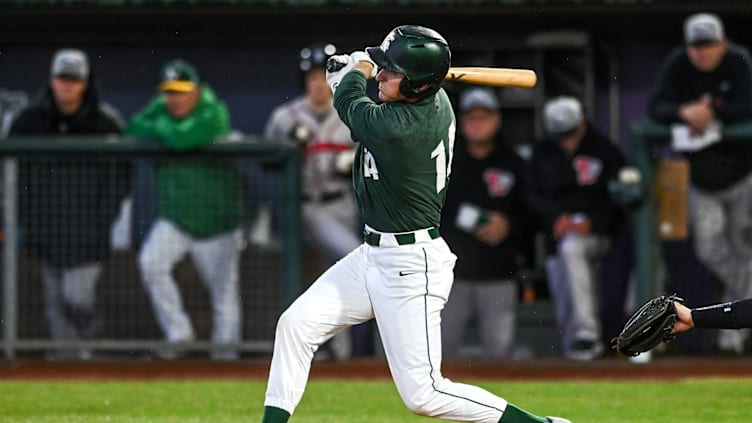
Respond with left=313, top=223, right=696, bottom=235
left=327, top=57, right=347, bottom=73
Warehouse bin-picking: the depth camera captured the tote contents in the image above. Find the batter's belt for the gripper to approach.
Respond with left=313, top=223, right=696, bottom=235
left=363, top=226, right=440, bottom=247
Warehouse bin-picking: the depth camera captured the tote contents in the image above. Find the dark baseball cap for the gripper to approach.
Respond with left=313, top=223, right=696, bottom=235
left=543, top=96, right=584, bottom=138
left=459, top=88, right=499, bottom=114
left=50, top=49, right=89, bottom=80
left=159, top=59, right=200, bottom=93
left=684, top=13, right=725, bottom=46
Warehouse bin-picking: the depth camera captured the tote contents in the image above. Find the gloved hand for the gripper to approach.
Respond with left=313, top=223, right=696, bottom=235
left=611, top=293, right=684, bottom=357
left=351, top=51, right=378, bottom=78
left=326, top=54, right=355, bottom=94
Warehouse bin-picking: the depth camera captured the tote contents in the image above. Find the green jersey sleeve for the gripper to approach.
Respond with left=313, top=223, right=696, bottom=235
left=333, top=71, right=403, bottom=157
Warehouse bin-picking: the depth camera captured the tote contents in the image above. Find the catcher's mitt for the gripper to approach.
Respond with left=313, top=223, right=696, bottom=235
left=611, top=294, right=684, bottom=357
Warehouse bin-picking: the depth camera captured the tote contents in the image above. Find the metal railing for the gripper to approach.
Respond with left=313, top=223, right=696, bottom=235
left=0, top=135, right=301, bottom=359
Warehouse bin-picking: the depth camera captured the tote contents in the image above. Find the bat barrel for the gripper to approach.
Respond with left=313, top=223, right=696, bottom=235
left=445, top=67, right=537, bottom=89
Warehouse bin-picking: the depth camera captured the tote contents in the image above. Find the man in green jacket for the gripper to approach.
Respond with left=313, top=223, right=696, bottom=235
left=128, top=60, right=243, bottom=360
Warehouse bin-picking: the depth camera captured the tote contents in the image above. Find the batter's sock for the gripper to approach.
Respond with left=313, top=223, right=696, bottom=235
left=261, top=406, right=290, bottom=423
left=498, top=403, right=549, bottom=423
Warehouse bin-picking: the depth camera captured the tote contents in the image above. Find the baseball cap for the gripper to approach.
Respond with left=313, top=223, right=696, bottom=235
left=459, top=88, right=499, bottom=113
left=684, top=13, right=725, bottom=46
left=543, top=96, right=584, bottom=138
left=50, top=49, right=89, bottom=80
left=159, top=59, right=200, bottom=93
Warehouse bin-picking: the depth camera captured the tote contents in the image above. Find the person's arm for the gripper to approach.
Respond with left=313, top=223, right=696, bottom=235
left=332, top=71, right=401, bottom=156
left=8, top=109, right=33, bottom=136
left=648, top=51, right=685, bottom=124
left=503, top=160, right=528, bottom=241
left=126, top=97, right=165, bottom=141
left=157, top=102, right=231, bottom=151
left=674, top=299, right=752, bottom=332
left=263, top=107, right=291, bottom=141
left=713, top=52, right=752, bottom=122
left=584, top=138, right=627, bottom=234
left=524, top=153, right=563, bottom=233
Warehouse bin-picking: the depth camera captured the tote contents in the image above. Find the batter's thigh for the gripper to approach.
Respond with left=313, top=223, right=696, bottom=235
left=277, top=244, right=374, bottom=347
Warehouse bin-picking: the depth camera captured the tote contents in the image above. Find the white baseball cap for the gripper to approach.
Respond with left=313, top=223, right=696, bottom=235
left=684, top=13, right=725, bottom=46
left=543, top=96, right=584, bottom=137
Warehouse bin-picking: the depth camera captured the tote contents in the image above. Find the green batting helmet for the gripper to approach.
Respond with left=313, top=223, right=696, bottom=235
left=366, top=25, right=451, bottom=99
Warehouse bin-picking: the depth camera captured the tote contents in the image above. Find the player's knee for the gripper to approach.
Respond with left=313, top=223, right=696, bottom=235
left=400, top=388, right=441, bottom=417
left=138, top=249, right=166, bottom=280
left=275, top=306, right=306, bottom=337
left=559, top=235, right=586, bottom=258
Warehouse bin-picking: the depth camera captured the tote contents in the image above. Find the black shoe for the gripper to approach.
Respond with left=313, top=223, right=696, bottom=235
left=566, top=340, right=603, bottom=361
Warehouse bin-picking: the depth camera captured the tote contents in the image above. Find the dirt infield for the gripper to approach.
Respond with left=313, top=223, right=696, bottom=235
left=3, top=356, right=752, bottom=381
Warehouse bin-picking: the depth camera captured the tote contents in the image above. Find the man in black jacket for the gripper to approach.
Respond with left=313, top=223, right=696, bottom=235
left=528, top=96, right=626, bottom=360
left=10, top=49, right=129, bottom=359
left=440, top=88, right=527, bottom=359
left=648, top=13, right=752, bottom=353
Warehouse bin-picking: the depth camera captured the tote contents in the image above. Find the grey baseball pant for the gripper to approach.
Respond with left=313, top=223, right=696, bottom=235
left=42, top=262, right=102, bottom=340
left=546, top=233, right=610, bottom=352
left=441, top=278, right=517, bottom=359
left=690, top=174, right=752, bottom=350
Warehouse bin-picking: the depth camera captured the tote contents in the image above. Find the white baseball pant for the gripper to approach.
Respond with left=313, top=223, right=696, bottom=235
left=265, top=228, right=509, bottom=421
left=139, top=219, right=242, bottom=357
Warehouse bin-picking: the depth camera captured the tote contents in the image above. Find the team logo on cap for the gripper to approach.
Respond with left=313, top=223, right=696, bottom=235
left=573, top=156, right=602, bottom=186
left=165, top=67, right=179, bottom=81
left=381, top=34, right=394, bottom=52
left=483, top=168, right=515, bottom=197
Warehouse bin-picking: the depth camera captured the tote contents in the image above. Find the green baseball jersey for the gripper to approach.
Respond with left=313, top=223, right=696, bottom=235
left=333, top=71, right=456, bottom=233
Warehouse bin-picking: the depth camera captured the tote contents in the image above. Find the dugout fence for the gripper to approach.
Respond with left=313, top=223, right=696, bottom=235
left=0, top=136, right=301, bottom=360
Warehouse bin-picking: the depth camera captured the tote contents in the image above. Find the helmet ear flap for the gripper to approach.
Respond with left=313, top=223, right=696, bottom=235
left=399, top=78, right=438, bottom=99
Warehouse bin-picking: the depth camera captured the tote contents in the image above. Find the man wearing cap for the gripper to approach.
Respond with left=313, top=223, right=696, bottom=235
left=439, top=88, right=526, bottom=359
left=527, top=96, right=626, bottom=360
left=648, top=13, right=752, bottom=353
left=128, top=59, right=244, bottom=360
left=10, top=48, right=130, bottom=359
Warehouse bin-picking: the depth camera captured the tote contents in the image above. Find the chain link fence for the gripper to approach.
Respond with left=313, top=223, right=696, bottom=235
left=1, top=136, right=301, bottom=359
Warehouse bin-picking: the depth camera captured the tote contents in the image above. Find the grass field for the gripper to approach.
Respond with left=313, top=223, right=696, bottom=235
left=1, top=379, right=751, bottom=422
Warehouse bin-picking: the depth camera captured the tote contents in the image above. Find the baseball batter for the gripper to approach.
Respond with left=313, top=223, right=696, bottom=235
left=262, top=26, right=571, bottom=423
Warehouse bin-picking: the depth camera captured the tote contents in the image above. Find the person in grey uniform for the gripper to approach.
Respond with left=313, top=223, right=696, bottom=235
left=527, top=96, right=625, bottom=360
left=264, top=44, right=360, bottom=360
left=648, top=13, right=752, bottom=353
left=440, top=88, right=527, bottom=359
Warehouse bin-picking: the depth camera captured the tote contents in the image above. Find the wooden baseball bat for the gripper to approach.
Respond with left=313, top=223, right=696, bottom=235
left=446, top=67, right=537, bottom=89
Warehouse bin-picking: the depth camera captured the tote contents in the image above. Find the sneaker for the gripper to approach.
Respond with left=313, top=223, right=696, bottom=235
left=157, top=335, right=195, bottom=360
left=566, top=340, right=603, bottom=361
left=547, top=417, right=573, bottom=423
